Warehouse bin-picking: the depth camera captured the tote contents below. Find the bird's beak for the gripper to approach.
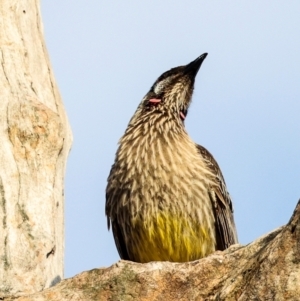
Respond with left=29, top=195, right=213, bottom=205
left=184, top=53, right=208, bottom=78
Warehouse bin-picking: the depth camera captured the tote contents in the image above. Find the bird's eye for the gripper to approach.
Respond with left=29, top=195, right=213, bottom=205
left=154, top=77, right=172, bottom=94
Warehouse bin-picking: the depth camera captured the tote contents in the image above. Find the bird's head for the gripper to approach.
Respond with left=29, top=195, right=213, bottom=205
left=138, top=53, right=208, bottom=123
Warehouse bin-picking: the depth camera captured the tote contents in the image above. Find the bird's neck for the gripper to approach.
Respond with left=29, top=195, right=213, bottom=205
left=116, top=110, right=194, bottom=171
left=125, top=109, right=185, bottom=140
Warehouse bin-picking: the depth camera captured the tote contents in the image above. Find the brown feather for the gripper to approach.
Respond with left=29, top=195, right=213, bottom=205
left=196, top=144, right=238, bottom=249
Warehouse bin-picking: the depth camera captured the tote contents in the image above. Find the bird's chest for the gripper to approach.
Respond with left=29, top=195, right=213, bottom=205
left=116, top=135, right=215, bottom=219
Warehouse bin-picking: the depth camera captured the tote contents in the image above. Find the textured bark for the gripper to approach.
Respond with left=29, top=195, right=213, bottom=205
left=5, top=200, right=300, bottom=301
left=0, top=0, right=72, bottom=297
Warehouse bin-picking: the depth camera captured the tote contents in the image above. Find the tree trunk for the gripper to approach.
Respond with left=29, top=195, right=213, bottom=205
left=0, top=0, right=72, bottom=297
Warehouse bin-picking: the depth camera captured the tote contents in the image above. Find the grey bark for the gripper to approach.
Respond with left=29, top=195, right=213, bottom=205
left=0, top=0, right=72, bottom=297
left=5, top=199, right=300, bottom=301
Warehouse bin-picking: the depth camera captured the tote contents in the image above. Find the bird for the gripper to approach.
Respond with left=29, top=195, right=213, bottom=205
left=106, top=53, right=238, bottom=263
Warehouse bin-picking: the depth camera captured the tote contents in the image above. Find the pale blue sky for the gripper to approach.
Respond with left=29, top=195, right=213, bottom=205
left=41, top=1, right=300, bottom=278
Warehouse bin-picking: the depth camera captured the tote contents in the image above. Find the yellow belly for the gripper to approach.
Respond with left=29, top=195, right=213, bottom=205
left=128, top=211, right=216, bottom=263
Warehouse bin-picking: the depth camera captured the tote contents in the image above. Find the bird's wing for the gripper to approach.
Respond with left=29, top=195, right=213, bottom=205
left=106, top=206, right=130, bottom=260
left=111, top=219, right=130, bottom=260
left=196, top=144, right=238, bottom=249
left=106, top=169, right=131, bottom=261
